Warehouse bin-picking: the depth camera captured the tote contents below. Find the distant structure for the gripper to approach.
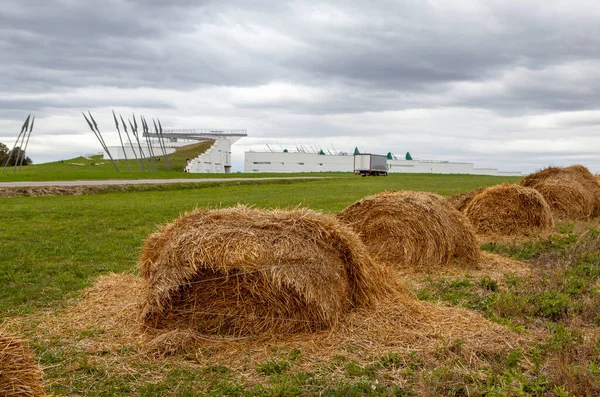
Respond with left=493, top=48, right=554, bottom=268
left=244, top=149, right=521, bottom=176
left=106, top=129, right=247, bottom=173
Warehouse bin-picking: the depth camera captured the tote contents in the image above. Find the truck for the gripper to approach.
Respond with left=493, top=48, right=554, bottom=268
left=353, top=153, right=388, bottom=176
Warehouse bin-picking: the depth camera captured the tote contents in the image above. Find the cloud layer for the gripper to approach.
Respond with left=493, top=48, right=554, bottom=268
left=2, top=0, right=600, bottom=172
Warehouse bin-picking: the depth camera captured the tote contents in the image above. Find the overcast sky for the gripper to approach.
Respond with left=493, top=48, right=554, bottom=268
left=2, top=0, right=600, bottom=173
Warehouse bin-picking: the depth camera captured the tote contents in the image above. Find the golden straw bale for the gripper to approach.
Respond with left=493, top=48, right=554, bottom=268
left=520, top=165, right=600, bottom=219
left=139, top=206, right=396, bottom=336
left=337, top=191, right=480, bottom=270
left=519, top=166, right=563, bottom=188
left=564, top=165, right=600, bottom=215
left=0, top=330, right=46, bottom=397
left=535, top=179, right=594, bottom=220
left=464, top=183, right=554, bottom=236
left=446, top=187, right=486, bottom=212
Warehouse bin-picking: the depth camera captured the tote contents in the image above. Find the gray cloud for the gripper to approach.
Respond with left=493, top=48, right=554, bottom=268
left=2, top=0, right=600, bottom=172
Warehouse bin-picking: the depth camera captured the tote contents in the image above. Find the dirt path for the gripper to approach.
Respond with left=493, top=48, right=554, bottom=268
left=0, top=177, right=329, bottom=197
left=0, top=177, right=326, bottom=188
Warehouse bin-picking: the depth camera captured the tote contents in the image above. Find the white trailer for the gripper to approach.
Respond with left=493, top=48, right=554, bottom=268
left=354, top=154, right=388, bottom=176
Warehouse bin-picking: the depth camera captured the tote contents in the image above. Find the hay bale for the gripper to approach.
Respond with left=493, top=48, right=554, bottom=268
left=519, top=166, right=563, bottom=187
left=446, top=187, right=486, bottom=212
left=0, top=330, right=46, bottom=397
left=337, top=191, right=480, bottom=270
left=520, top=165, right=600, bottom=219
left=139, top=206, right=392, bottom=336
left=464, top=183, right=554, bottom=236
left=535, top=178, right=594, bottom=220
left=564, top=165, right=600, bottom=215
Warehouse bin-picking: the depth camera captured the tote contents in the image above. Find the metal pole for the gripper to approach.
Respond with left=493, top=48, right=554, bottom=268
left=153, top=118, right=170, bottom=171
left=88, top=111, right=119, bottom=172
left=2, top=115, right=30, bottom=174
left=141, top=116, right=158, bottom=172
left=112, top=110, right=130, bottom=172
left=13, top=116, right=32, bottom=172
left=133, top=114, right=151, bottom=171
left=18, top=115, right=35, bottom=171
left=82, top=112, right=119, bottom=172
left=120, top=114, right=142, bottom=171
left=157, top=119, right=171, bottom=171
left=129, top=116, right=147, bottom=170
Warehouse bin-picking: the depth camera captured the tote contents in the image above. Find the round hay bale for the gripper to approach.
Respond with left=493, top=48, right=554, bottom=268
left=519, top=166, right=563, bottom=188
left=520, top=165, right=599, bottom=219
left=534, top=179, right=594, bottom=220
left=446, top=187, right=486, bottom=212
left=464, top=183, right=554, bottom=236
left=0, top=330, right=46, bottom=397
left=337, top=191, right=480, bottom=270
left=564, top=165, right=600, bottom=215
left=139, top=206, right=393, bottom=336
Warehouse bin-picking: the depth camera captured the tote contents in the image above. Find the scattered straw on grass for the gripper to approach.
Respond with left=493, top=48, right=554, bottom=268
left=0, top=329, right=46, bottom=397
left=464, top=183, right=554, bottom=238
left=397, top=251, right=532, bottom=290
left=337, top=191, right=480, bottom=271
left=139, top=205, right=399, bottom=337
left=21, top=273, right=532, bottom=374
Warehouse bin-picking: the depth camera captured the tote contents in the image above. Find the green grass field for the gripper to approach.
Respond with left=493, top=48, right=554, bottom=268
left=2, top=172, right=600, bottom=396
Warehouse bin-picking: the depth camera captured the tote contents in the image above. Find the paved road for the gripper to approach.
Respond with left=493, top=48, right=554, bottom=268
left=0, top=177, right=328, bottom=188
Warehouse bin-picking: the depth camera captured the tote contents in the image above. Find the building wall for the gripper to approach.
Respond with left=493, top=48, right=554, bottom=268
left=388, top=159, right=475, bottom=174
left=188, top=138, right=233, bottom=173
left=245, top=152, right=354, bottom=172
left=244, top=151, right=522, bottom=176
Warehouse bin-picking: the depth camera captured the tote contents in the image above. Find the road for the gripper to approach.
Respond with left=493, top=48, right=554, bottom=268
left=0, top=177, right=328, bottom=188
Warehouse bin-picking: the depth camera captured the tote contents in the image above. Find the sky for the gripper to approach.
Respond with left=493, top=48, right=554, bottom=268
left=1, top=0, right=600, bottom=173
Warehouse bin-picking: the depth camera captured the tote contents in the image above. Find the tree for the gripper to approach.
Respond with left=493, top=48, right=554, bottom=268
left=0, top=143, right=32, bottom=167
left=0, top=143, right=8, bottom=162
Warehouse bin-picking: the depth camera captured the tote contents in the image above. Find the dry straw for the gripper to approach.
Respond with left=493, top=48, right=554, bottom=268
left=446, top=187, right=486, bottom=212
left=139, top=205, right=402, bottom=336
left=0, top=329, right=46, bottom=397
left=26, top=273, right=530, bottom=370
left=464, top=183, right=554, bottom=237
left=520, top=165, right=600, bottom=219
left=337, top=191, right=480, bottom=271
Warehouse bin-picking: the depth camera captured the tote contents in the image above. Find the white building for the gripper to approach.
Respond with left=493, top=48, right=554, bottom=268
left=187, top=137, right=236, bottom=173
left=245, top=151, right=354, bottom=173
left=244, top=151, right=522, bottom=176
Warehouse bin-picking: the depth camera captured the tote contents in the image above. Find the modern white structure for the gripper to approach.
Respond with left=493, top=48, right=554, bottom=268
left=187, top=137, right=235, bottom=173
left=245, top=151, right=354, bottom=173
left=105, top=129, right=247, bottom=173
left=244, top=151, right=522, bottom=176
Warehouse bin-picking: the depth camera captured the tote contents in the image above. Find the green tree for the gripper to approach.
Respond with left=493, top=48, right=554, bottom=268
left=0, top=143, right=32, bottom=167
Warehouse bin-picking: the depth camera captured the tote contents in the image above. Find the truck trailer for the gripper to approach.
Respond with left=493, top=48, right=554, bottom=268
left=354, top=153, right=388, bottom=176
